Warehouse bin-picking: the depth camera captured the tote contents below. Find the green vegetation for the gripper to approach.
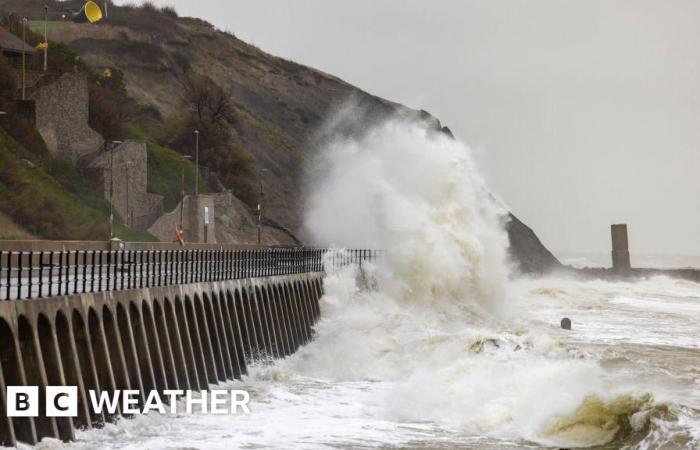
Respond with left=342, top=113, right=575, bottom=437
left=126, top=123, right=208, bottom=212
left=146, top=141, right=208, bottom=212
left=0, top=130, right=155, bottom=241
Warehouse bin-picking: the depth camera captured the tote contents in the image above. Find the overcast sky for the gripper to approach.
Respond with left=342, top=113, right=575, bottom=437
left=119, top=0, right=700, bottom=257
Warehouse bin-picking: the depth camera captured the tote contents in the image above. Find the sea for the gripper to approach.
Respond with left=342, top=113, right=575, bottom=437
left=31, top=262, right=700, bottom=450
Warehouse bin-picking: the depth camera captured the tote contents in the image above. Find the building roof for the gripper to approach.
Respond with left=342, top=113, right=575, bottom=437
left=0, top=26, right=36, bottom=56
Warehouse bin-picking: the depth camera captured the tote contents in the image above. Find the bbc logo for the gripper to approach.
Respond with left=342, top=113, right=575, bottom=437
left=6, top=386, right=78, bottom=417
left=6, top=387, right=251, bottom=416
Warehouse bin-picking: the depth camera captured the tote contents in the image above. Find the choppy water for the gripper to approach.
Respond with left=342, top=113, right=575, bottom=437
left=30, top=273, right=699, bottom=450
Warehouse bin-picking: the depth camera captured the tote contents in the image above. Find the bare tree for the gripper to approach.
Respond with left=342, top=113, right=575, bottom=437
left=183, top=72, right=233, bottom=124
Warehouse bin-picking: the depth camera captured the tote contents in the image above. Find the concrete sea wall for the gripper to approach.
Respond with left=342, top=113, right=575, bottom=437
left=0, top=273, right=323, bottom=446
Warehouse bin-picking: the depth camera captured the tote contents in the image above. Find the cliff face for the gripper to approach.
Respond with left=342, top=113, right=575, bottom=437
left=0, top=0, right=561, bottom=273
left=505, top=213, right=562, bottom=274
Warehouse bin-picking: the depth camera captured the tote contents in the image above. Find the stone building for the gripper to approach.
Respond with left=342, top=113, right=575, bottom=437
left=149, top=194, right=217, bottom=244
left=30, top=72, right=103, bottom=161
left=88, top=140, right=163, bottom=229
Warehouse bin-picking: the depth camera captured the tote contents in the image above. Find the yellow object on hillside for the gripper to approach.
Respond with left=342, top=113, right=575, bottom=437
left=72, top=1, right=103, bottom=24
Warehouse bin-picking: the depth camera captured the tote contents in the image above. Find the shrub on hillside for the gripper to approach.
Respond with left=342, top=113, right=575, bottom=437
left=0, top=57, right=51, bottom=168
left=157, top=114, right=257, bottom=207
left=88, top=83, right=127, bottom=140
left=160, top=6, right=178, bottom=18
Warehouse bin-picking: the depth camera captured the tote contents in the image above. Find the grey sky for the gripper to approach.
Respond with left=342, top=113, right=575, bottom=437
left=120, top=0, right=700, bottom=257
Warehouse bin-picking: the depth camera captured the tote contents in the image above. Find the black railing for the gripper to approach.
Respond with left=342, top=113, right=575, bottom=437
left=0, top=248, right=380, bottom=301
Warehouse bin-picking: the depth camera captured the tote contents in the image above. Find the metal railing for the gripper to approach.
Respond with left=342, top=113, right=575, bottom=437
left=0, top=248, right=380, bottom=301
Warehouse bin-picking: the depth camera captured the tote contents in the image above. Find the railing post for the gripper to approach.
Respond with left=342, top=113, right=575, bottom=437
left=6, top=251, right=12, bottom=300
left=176, top=250, right=181, bottom=285
left=36, top=251, right=43, bottom=298
left=89, top=251, right=95, bottom=293
left=261, top=249, right=265, bottom=277
left=26, top=251, right=33, bottom=299
left=217, top=249, right=222, bottom=281
left=254, top=249, right=258, bottom=277
left=58, top=250, right=65, bottom=296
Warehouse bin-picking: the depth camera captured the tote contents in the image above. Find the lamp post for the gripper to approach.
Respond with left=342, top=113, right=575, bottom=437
left=194, top=129, right=199, bottom=196
left=43, top=6, right=48, bottom=72
left=21, top=18, right=27, bottom=100
left=108, top=140, right=123, bottom=239
left=257, top=168, right=270, bottom=245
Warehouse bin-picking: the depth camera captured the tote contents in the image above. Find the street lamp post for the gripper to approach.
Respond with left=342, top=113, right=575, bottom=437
left=43, top=6, right=48, bottom=72
left=21, top=18, right=27, bottom=100
left=194, top=129, right=199, bottom=196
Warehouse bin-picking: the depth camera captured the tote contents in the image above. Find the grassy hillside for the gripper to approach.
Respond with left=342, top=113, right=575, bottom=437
left=146, top=141, right=208, bottom=212
left=0, top=129, right=154, bottom=241
left=0, top=213, right=34, bottom=240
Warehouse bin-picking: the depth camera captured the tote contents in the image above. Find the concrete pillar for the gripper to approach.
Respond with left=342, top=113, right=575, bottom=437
left=70, top=312, right=105, bottom=425
left=152, top=300, right=180, bottom=391
left=611, top=224, right=631, bottom=272
left=285, top=283, right=302, bottom=350
left=88, top=310, right=120, bottom=419
left=192, top=297, right=218, bottom=384
left=17, top=317, right=59, bottom=440
left=290, top=282, right=308, bottom=345
left=258, top=286, right=279, bottom=359
left=102, top=306, right=132, bottom=394
left=127, top=303, right=157, bottom=400
left=279, top=284, right=296, bottom=355
left=210, top=293, right=235, bottom=380
left=221, top=292, right=246, bottom=378
left=251, top=286, right=268, bottom=357
left=201, top=295, right=228, bottom=382
left=174, top=298, right=202, bottom=390
left=226, top=290, right=249, bottom=375
left=296, top=282, right=312, bottom=344
left=184, top=298, right=211, bottom=387
left=55, top=313, right=91, bottom=430
left=141, top=303, right=170, bottom=393
left=242, top=288, right=262, bottom=359
left=164, top=299, right=192, bottom=391
left=268, top=285, right=289, bottom=357
left=0, top=357, right=17, bottom=447
left=116, top=304, right=146, bottom=403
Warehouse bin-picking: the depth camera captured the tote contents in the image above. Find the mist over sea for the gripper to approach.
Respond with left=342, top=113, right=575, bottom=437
left=560, top=252, right=700, bottom=271
left=35, top=116, right=700, bottom=450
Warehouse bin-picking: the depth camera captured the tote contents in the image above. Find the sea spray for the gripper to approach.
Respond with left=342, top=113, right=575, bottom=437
left=305, top=116, right=509, bottom=314
left=295, top=114, right=660, bottom=447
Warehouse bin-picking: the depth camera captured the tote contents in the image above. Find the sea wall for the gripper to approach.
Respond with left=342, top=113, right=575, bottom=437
left=0, top=272, right=323, bottom=446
